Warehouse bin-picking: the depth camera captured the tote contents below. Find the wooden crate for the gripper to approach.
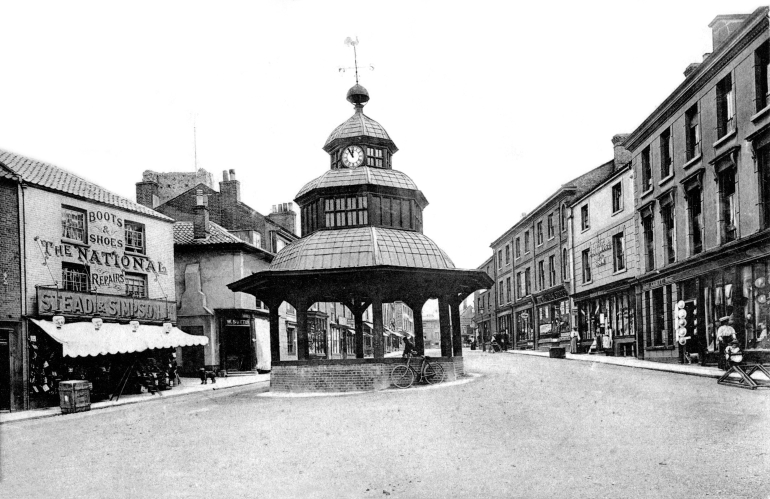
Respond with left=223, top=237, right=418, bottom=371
left=59, top=380, right=92, bottom=414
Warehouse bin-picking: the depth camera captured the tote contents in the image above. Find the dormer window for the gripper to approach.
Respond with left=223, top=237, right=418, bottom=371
left=366, top=147, right=384, bottom=168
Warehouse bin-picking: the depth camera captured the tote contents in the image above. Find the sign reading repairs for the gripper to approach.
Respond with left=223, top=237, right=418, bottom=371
left=38, top=207, right=167, bottom=293
left=37, top=287, right=176, bottom=322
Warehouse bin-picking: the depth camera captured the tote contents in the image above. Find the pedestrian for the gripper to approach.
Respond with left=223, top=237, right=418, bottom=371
left=569, top=327, right=580, bottom=354
left=502, top=332, right=509, bottom=351
left=717, top=316, right=736, bottom=370
left=595, top=327, right=603, bottom=353
left=402, top=336, right=415, bottom=358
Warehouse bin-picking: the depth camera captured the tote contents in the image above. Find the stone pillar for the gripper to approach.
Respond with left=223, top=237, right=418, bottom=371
left=413, top=306, right=425, bottom=356
left=451, top=298, right=463, bottom=357
left=268, top=302, right=281, bottom=363
left=439, top=296, right=453, bottom=357
left=354, top=309, right=364, bottom=359
left=372, top=296, right=385, bottom=359
left=296, top=299, right=310, bottom=361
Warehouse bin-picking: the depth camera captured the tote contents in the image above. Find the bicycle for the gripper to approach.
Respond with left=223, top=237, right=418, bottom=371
left=390, top=354, right=445, bottom=389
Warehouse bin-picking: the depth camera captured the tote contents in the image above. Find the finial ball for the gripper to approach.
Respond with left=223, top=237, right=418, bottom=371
left=346, top=84, right=370, bottom=106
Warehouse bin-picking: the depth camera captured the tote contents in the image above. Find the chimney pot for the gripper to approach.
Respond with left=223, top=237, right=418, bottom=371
left=229, top=169, right=236, bottom=181
left=222, top=170, right=230, bottom=182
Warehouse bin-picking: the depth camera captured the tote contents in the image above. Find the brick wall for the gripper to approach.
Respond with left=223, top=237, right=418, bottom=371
left=0, top=179, right=21, bottom=318
left=270, top=356, right=464, bottom=392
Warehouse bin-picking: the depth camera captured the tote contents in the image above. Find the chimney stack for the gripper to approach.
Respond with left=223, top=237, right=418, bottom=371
left=268, top=202, right=298, bottom=236
left=612, top=134, right=631, bottom=166
left=709, top=14, right=750, bottom=52
left=219, top=169, right=241, bottom=228
left=193, top=189, right=209, bottom=240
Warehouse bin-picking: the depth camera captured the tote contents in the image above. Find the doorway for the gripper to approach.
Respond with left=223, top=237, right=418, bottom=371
left=0, top=329, right=11, bottom=411
left=221, top=325, right=254, bottom=372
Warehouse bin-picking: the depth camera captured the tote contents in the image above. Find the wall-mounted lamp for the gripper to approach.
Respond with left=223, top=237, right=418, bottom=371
left=53, top=314, right=65, bottom=329
left=162, top=321, right=173, bottom=334
left=129, top=320, right=140, bottom=332
left=92, top=316, right=103, bottom=331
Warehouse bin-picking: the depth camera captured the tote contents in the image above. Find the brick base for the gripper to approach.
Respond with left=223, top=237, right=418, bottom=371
left=270, top=356, right=464, bottom=393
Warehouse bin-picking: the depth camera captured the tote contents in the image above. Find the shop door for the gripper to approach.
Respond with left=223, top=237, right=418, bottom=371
left=222, top=326, right=254, bottom=371
left=0, top=330, right=10, bottom=411
left=180, top=326, right=205, bottom=375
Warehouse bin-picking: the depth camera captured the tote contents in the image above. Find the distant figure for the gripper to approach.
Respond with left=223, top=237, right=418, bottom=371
left=199, top=368, right=217, bottom=384
left=595, top=327, right=604, bottom=353
left=724, top=339, right=743, bottom=369
left=569, top=327, right=580, bottom=354
left=402, top=336, right=416, bottom=358
left=502, top=332, right=510, bottom=351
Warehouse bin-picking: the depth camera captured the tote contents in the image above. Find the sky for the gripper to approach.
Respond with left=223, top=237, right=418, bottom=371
left=0, top=0, right=764, bottom=280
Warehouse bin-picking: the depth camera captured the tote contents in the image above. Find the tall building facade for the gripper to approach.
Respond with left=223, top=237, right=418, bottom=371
left=627, top=8, right=770, bottom=363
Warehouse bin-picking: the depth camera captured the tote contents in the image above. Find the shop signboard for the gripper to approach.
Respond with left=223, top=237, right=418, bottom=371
left=37, top=287, right=176, bottom=322
left=539, top=323, right=552, bottom=334
left=225, top=319, right=250, bottom=327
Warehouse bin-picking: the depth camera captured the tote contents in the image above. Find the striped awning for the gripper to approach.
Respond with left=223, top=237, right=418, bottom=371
left=31, top=319, right=208, bottom=358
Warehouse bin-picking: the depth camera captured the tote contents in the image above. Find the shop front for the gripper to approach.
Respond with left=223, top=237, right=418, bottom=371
left=514, top=299, right=535, bottom=350
left=217, top=311, right=259, bottom=372
left=575, top=283, right=636, bottom=356
left=534, top=287, right=571, bottom=351
left=638, top=233, right=770, bottom=364
left=30, top=287, right=207, bottom=408
left=495, top=311, right=511, bottom=350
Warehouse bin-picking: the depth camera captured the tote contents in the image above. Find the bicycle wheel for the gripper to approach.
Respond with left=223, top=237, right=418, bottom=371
left=423, top=362, right=445, bottom=384
left=391, top=365, right=415, bottom=389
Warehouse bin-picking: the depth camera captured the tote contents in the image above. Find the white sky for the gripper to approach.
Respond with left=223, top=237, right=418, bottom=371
left=0, top=0, right=762, bottom=278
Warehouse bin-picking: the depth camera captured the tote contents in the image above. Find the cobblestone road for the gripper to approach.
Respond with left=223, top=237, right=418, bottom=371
left=2, top=351, right=769, bottom=498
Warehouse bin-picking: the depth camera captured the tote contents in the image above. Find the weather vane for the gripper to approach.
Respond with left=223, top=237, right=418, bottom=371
left=339, top=37, right=374, bottom=84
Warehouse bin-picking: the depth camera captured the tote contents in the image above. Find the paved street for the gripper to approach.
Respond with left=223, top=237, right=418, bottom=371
left=2, top=351, right=769, bottom=498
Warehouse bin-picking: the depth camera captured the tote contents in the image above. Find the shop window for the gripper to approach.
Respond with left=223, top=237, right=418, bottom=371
left=325, top=196, right=369, bottom=228
left=61, top=206, right=87, bottom=243
left=124, top=221, right=146, bottom=254
left=515, top=237, right=521, bottom=259
left=612, top=182, right=623, bottom=213
left=536, top=222, right=543, bottom=246
left=659, top=128, right=672, bottom=179
left=62, top=262, right=89, bottom=292
left=687, top=186, right=704, bottom=254
left=612, top=232, right=625, bottom=272
left=547, top=214, right=554, bottom=239
left=685, top=104, right=700, bottom=161
left=716, top=74, right=735, bottom=139
left=548, top=255, right=556, bottom=287
left=581, top=249, right=591, bottom=283
left=661, top=205, right=676, bottom=264
left=718, top=167, right=737, bottom=243
left=125, top=273, right=147, bottom=298
left=642, top=212, right=655, bottom=271
left=309, top=320, right=327, bottom=356
left=516, top=310, right=533, bottom=342
left=641, top=146, right=652, bottom=192
left=756, top=41, right=770, bottom=112
left=580, top=205, right=589, bottom=231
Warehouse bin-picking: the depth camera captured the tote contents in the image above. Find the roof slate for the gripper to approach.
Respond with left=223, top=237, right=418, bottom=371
left=173, top=221, right=272, bottom=256
left=324, top=108, right=392, bottom=147
left=0, top=148, right=172, bottom=221
left=269, top=227, right=455, bottom=271
left=296, top=167, right=419, bottom=199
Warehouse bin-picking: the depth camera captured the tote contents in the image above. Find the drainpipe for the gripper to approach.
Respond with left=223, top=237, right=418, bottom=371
left=18, top=182, right=28, bottom=410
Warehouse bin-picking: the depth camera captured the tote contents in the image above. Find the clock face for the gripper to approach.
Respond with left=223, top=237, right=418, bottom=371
left=341, top=145, right=364, bottom=168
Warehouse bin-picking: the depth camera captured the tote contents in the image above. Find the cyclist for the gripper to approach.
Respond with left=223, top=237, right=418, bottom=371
left=402, top=336, right=416, bottom=358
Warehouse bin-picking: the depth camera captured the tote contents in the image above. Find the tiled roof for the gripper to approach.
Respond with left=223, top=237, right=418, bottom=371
left=269, top=227, right=455, bottom=271
left=173, top=221, right=271, bottom=255
left=296, top=167, right=419, bottom=199
left=324, top=108, right=392, bottom=148
left=0, top=148, right=172, bottom=221
left=0, top=162, right=19, bottom=180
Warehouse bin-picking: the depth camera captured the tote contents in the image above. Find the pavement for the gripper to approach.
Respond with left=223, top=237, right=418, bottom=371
left=0, top=373, right=270, bottom=425
left=0, top=350, right=730, bottom=425
left=500, top=348, right=725, bottom=378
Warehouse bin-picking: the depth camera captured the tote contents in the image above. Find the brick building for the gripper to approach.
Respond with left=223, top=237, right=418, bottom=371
left=570, top=136, right=639, bottom=356
left=626, top=8, right=770, bottom=363
left=0, top=164, right=23, bottom=411
left=0, top=148, right=204, bottom=411
left=473, top=256, right=496, bottom=348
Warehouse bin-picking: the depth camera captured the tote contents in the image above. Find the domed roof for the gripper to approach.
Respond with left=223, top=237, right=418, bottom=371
left=323, top=109, right=393, bottom=150
left=269, top=227, right=455, bottom=271
left=296, top=166, right=419, bottom=199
